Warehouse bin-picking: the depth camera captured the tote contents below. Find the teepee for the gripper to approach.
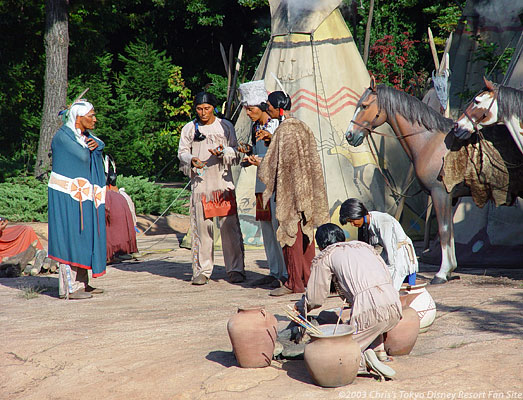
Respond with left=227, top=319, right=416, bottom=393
left=233, top=0, right=422, bottom=247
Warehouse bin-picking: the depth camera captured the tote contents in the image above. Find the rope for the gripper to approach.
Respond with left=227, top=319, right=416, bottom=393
left=310, top=35, right=331, bottom=200
left=138, top=180, right=191, bottom=236
left=310, top=34, right=350, bottom=201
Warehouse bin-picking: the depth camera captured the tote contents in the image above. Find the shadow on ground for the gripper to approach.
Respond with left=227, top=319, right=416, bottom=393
left=110, top=259, right=271, bottom=289
left=435, top=291, right=523, bottom=337
left=0, top=275, right=59, bottom=298
left=206, top=350, right=238, bottom=368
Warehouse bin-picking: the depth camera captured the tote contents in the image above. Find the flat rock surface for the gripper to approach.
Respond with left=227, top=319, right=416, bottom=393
left=1, top=219, right=522, bottom=399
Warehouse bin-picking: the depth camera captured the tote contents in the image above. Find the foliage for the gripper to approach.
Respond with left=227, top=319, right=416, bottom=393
left=354, top=0, right=466, bottom=95
left=18, top=285, right=45, bottom=300
left=0, top=1, right=45, bottom=176
left=117, top=175, right=190, bottom=215
left=0, top=0, right=517, bottom=183
left=0, top=176, right=48, bottom=222
left=205, top=73, right=229, bottom=110
left=471, top=35, right=515, bottom=79
left=423, top=3, right=463, bottom=46
left=0, top=174, right=189, bottom=222
left=369, top=32, right=427, bottom=95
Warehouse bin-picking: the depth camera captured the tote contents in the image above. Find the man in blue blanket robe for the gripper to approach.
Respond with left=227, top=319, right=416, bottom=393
left=48, top=100, right=107, bottom=300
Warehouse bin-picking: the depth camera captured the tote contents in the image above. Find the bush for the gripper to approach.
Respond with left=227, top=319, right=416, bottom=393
left=116, top=175, right=190, bottom=216
left=0, top=175, right=190, bottom=222
left=0, top=176, right=48, bottom=222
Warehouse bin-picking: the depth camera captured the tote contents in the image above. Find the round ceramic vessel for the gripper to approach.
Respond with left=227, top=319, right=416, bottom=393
left=227, top=306, right=277, bottom=368
left=384, top=306, right=420, bottom=356
left=400, top=282, right=437, bottom=333
left=304, top=324, right=361, bottom=387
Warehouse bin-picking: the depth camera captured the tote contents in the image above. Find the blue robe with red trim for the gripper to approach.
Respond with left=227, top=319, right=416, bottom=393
left=48, top=125, right=107, bottom=277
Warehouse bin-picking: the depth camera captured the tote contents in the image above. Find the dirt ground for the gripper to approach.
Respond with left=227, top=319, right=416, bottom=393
left=1, top=216, right=522, bottom=400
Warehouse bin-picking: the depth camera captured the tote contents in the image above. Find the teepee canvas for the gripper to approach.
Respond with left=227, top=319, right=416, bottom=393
left=234, top=0, right=422, bottom=246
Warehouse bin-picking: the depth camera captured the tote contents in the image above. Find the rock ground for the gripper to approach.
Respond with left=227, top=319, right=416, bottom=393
left=1, top=216, right=522, bottom=400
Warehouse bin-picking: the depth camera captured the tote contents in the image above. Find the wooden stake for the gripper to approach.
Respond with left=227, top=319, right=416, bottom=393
left=333, top=299, right=347, bottom=335
left=363, top=0, right=375, bottom=65
left=428, top=28, right=440, bottom=72
left=219, top=43, right=229, bottom=75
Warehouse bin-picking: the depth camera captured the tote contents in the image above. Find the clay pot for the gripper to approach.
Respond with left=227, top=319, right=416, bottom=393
left=227, top=306, right=277, bottom=368
left=304, top=324, right=361, bottom=387
left=400, top=282, right=437, bottom=333
left=384, top=306, right=419, bottom=356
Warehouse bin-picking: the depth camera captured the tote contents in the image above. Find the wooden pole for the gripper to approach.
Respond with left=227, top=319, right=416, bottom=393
left=226, top=45, right=243, bottom=119
left=428, top=28, right=440, bottom=72
left=394, top=163, right=415, bottom=221
left=363, top=0, right=375, bottom=65
left=423, top=197, right=433, bottom=252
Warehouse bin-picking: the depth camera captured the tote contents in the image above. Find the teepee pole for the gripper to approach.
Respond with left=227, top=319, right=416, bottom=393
left=363, top=0, right=375, bottom=65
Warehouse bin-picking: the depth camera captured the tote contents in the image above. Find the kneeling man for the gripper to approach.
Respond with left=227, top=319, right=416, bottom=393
left=295, top=223, right=402, bottom=378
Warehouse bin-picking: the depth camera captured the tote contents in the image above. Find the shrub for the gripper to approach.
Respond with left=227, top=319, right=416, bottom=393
left=116, top=175, right=190, bottom=216
left=0, top=176, right=48, bottom=222
left=0, top=175, right=190, bottom=222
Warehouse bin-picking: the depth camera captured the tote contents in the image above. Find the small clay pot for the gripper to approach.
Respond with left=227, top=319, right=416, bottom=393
left=384, top=306, right=419, bottom=356
left=227, top=306, right=277, bottom=368
left=400, top=282, right=437, bottom=333
left=304, top=324, right=361, bottom=387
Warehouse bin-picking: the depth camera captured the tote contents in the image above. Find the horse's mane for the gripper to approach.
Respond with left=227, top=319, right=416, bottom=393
left=497, top=85, right=523, bottom=122
left=364, top=85, right=454, bottom=132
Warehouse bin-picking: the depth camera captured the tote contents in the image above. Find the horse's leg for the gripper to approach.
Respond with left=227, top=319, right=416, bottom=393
left=429, top=187, right=457, bottom=284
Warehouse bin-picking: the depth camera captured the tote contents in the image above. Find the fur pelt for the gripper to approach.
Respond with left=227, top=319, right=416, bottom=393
left=442, top=126, right=523, bottom=207
left=259, top=117, right=329, bottom=247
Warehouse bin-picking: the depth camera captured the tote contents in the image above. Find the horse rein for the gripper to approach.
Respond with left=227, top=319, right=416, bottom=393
left=462, top=89, right=498, bottom=132
left=349, top=119, right=430, bottom=141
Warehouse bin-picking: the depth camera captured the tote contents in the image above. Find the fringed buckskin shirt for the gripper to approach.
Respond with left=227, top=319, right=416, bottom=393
left=178, top=118, right=241, bottom=200
left=300, top=241, right=402, bottom=332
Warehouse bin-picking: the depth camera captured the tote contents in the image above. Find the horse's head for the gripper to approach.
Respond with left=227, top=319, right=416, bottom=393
left=455, top=77, right=499, bottom=140
left=346, top=77, right=387, bottom=147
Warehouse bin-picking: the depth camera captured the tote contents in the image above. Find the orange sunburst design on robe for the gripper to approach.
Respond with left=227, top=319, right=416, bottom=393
left=70, top=178, right=91, bottom=202
left=70, top=178, right=92, bottom=231
left=93, top=185, right=106, bottom=209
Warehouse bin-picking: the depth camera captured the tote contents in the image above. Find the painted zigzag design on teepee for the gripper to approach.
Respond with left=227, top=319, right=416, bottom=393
left=290, top=86, right=362, bottom=117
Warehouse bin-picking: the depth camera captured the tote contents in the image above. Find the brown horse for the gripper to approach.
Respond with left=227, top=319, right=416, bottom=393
left=455, top=77, right=523, bottom=154
left=345, top=77, right=459, bottom=284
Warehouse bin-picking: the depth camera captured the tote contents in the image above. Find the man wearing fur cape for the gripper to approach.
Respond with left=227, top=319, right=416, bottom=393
left=259, top=91, right=329, bottom=296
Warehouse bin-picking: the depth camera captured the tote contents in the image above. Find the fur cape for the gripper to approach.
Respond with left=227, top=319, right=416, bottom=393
left=258, top=117, right=330, bottom=247
left=442, top=125, right=523, bottom=207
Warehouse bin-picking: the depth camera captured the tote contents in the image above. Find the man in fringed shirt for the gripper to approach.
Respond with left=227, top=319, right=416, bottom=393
left=178, top=92, right=245, bottom=285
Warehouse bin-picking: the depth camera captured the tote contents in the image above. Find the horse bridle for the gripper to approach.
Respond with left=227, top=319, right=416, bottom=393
left=462, top=89, right=498, bottom=132
left=349, top=94, right=429, bottom=141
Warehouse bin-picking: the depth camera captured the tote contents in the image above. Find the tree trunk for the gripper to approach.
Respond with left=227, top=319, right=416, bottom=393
left=34, top=0, right=69, bottom=179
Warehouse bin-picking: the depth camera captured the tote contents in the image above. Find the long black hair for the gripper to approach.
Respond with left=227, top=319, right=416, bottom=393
left=339, top=198, right=370, bottom=244
left=315, top=223, right=346, bottom=250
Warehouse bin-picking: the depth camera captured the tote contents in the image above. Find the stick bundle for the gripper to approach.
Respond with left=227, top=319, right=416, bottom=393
left=284, top=305, right=323, bottom=336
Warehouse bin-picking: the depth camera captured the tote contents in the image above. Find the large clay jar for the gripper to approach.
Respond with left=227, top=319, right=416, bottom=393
left=400, top=282, right=437, bottom=333
left=304, top=324, right=361, bottom=387
left=384, top=306, right=420, bottom=356
left=227, top=306, right=277, bottom=368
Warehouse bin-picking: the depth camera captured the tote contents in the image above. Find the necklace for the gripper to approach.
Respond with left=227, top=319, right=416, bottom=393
left=255, top=117, right=271, bottom=131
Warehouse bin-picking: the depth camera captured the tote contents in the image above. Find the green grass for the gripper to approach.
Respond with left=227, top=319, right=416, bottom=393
left=18, top=285, right=45, bottom=300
